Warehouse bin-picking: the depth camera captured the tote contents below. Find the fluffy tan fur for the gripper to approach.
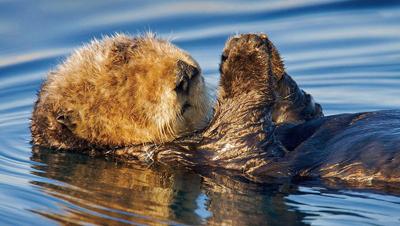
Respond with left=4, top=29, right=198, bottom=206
left=32, top=33, right=211, bottom=148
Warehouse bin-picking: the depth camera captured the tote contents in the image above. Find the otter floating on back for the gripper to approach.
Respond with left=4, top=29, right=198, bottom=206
left=31, top=33, right=400, bottom=185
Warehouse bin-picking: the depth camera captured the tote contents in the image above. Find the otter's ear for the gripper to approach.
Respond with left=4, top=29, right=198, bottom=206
left=56, top=113, right=76, bottom=131
left=108, top=39, right=137, bottom=67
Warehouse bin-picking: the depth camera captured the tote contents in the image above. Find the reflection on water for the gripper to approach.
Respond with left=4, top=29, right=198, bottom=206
left=30, top=150, right=203, bottom=225
left=1, top=0, right=400, bottom=225
left=30, top=150, right=307, bottom=225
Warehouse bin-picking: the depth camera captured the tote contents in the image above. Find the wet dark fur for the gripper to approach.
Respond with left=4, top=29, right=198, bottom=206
left=32, top=34, right=400, bottom=184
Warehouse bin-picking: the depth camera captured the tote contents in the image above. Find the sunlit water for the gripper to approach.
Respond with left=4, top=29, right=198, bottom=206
left=1, top=0, right=400, bottom=225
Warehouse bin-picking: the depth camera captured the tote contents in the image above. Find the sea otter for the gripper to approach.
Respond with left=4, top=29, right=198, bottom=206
left=31, top=33, right=318, bottom=151
left=31, top=33, right=211, bottom=149
left=32, top=33, right=400, bottom=184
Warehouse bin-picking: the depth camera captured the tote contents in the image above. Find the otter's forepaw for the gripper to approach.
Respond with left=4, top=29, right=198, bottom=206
left=219, top=33, right=284, bottom=99
left=220, top=34, right=270, bottom=75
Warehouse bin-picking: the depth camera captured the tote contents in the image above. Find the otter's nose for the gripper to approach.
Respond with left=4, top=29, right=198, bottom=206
left=177, top=60, right=199, bottom=79
left=176, top=60, right=200, bottom=94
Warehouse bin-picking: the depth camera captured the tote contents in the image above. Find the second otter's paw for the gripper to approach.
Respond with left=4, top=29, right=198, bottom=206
left=218, top=33, right=285, bottom=100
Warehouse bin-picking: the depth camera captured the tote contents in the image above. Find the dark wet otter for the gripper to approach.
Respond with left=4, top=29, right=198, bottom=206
left=32, top=33, right=400, bottom=184
left=109, top=34, right=400, bottom=184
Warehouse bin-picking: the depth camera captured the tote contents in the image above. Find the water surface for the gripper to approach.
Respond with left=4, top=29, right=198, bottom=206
left=1, top=0, right=400, bottom=225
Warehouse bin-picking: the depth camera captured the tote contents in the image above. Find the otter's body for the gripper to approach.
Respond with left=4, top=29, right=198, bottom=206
left=276, top=110, right=400, bottom=182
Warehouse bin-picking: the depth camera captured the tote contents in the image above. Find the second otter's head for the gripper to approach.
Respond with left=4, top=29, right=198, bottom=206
left=31, top=33, right=211, bottom=148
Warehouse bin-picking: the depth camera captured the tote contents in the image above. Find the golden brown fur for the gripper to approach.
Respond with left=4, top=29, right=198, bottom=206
left=31, top=33, right=211, bottom=149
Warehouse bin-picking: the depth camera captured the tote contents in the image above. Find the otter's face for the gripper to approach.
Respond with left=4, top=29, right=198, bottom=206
left=32, top=34, right=211, bottom=148
left=130, top=38, right=211, bottom=142
left=173, top=59, right=210, bottom=133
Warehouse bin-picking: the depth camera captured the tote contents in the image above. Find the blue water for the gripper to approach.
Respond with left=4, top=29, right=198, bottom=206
left=1, top=0, right=400, bottom=225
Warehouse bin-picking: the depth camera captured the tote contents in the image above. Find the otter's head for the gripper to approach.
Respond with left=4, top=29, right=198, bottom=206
left=31, top=33, right=211, bottom=149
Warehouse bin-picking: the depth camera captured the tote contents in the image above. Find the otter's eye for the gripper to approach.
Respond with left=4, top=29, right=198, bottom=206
left=175, top=77, right=189, bottom=93
left=190, top=67, right=200, bottom=79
